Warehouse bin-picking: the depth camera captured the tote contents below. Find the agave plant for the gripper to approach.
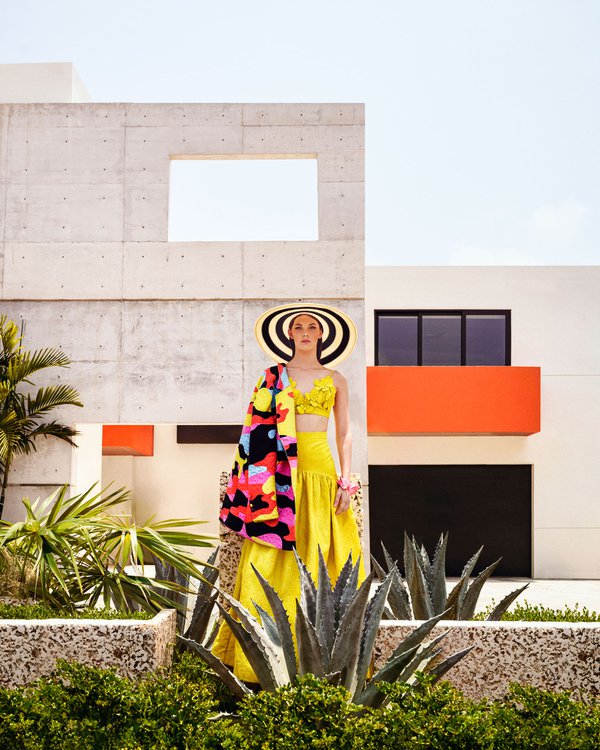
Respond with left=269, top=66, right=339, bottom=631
left=0, top=483, right=215, bottom=614
left=179, top=548, right=472, bottom=706
left=371, top=532, right=529, bottom=621
left=155, top=547, right=220, bottom=636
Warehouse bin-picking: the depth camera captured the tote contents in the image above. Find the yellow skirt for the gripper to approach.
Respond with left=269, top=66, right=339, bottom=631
left=212, top=431, right=365, bottom=682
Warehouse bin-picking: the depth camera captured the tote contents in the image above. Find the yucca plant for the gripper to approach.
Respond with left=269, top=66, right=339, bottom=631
left=371, top=532, right=529, bottom=621
left=179, top=548, right=472, bottom=706
left=0, top=483, right=215, bottom=614
left=0, top=314, right=84, bottom=518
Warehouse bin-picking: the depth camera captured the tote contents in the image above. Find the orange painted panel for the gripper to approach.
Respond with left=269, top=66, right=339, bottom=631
left=367, top=366, right=540, bottom=435
left=102, top=425, right=155, bottom=456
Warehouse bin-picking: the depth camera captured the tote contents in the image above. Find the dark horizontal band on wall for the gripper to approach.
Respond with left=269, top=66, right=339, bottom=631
left=176, top=425, right=242, bottom=444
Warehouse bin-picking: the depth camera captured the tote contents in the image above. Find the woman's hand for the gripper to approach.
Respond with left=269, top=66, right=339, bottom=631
left=334, top=486, right=351, bottom=515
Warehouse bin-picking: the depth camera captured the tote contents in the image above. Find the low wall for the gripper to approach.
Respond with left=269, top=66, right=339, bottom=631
left=0, top=609, right=177, bottom=687
left=375, top=620, right=599, bottom=702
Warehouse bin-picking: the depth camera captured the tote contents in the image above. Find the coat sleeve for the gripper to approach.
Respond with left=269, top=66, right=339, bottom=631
left=219, top=370, right=268, bottom=531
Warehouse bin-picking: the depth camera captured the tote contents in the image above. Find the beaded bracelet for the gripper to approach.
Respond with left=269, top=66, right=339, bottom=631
left=337, top=476, right=359, bottom=495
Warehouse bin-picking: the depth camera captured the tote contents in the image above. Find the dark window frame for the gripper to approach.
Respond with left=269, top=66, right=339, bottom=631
left=375, top=309, right=511, bottom=366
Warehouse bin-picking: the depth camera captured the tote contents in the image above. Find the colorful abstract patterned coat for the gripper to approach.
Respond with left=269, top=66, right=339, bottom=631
left=219, top=363, right=298, bottom=550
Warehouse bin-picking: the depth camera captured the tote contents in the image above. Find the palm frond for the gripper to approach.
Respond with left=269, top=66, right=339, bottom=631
left=7, top=348, right=72, bottom=384
left=26, top=385, right=83, bottom=416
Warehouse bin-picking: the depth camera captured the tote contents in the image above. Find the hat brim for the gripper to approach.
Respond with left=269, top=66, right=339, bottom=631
left=254, top=303, right=357, bottom=368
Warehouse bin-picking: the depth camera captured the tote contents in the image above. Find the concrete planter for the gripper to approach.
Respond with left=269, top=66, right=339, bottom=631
left=0, top=608, right=177, bottom=687
left=375, top=620, right=599, bottom=702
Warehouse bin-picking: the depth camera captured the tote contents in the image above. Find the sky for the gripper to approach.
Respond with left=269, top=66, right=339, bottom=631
left=1, top=0, right=599, bottom=265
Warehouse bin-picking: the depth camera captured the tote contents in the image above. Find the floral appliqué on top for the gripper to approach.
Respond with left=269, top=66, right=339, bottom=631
left=288, top=373, right=337, bottom=417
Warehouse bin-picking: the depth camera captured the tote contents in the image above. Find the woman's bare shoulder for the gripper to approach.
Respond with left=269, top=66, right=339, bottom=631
left=330, top=369, right=347, bottom=388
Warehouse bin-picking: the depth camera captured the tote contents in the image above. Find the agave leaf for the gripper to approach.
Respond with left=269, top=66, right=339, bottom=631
left=381, top=603, right=395, bottom=620
left=387, top=563, right=412, bottom=620
left=429, top=533, right=448, bottom=615
left=369, top=553, right=387, bottom=581
left=353, top=572, right=393, bottom=700
left=337, top=556, right=361, bottom=623
left=294, top=549, right=317, bottom=626
left=444, top=575, right=467, bottom=619
left=381, top=544, right=397, bottom=578
left=356, top=644, right=421, bottom=707
left=403, top=531, right=415, bottom=592
left=203, top=616, right=221, bottom=650
left=251, top=564, right=297, bottom=682
left=332, top=553, right=354, bottom=622
left=446, top=547, right=483, bottom=620
left=295, top=600, right=326, bottom=677
left=394, top=632, right=448, bottom=687
left=407, top=545, right=433, bottom=620
left=329, top=571, right=374, bottom=690
left=427, top=645, right=474, bottom=685
left=215, top=601, right=282, bottom=691
left=185, top=589, right=218, bottom=642
left=254, top=603, right=284, bottom=656
left=459, top=558, right=502, bottom=620
left=486, top=583, right=530, bottom=621
left=392, top=610, right=449, bottom=655
left=417, top=539, right=433, bottom=593
left=177, top=636, right=251, bottom=699
left=315, top=548, right=336, bottom=658
left=184, top=548, right=220, bottom=641
left=380, top=543, right=413, bottom=619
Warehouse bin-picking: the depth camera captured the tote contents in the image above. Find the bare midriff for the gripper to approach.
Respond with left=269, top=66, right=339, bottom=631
left=296, top=414, right=329, bottom=432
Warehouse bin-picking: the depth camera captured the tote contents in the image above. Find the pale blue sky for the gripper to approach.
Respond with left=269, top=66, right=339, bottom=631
left=1, top=0, right=599, bottom=264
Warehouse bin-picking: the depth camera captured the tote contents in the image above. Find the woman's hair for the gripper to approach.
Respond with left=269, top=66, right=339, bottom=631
left=288, top=313, right=324, bottom=362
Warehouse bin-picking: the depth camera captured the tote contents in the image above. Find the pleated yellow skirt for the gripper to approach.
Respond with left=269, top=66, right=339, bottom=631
left=212, top=431, right=365, bottom=683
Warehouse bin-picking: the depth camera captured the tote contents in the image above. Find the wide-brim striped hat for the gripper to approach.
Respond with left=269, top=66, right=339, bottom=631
left=254, top=303, right=357, bottom=368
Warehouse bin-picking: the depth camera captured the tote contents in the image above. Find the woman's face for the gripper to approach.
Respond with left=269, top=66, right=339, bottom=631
left=289, top=314, right=322, bottom=350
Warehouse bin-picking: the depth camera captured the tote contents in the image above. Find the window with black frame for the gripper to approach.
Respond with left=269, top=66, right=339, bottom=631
left=375, top=310, right=511, bottom=366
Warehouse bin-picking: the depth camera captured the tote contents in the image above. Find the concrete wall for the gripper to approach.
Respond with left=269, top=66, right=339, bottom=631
left=0, top=103, right=365, bottom=526
left=365, top=266, right=600, bottom=578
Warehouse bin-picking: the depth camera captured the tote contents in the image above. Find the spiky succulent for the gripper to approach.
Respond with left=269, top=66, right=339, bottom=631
left=372, top=532, right=529, bottom=621
left=179, top=547, right=471, bottom=706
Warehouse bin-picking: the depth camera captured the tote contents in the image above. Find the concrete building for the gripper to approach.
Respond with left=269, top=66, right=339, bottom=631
left=1, top=64, right=598, bottom=579
left=0, top=66, right=366, bottom=560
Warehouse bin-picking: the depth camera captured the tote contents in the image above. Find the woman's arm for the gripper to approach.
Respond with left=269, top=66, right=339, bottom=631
left=332, top=371, right=352, bottom=515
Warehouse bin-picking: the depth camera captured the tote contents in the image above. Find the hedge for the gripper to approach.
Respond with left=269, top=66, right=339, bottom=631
left=0, top=654, right=598, bottom=749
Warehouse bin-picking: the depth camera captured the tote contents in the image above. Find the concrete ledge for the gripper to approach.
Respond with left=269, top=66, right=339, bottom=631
left=375, top=620, right=599, bottom=702
left=0, top=609, right=176, bottom=687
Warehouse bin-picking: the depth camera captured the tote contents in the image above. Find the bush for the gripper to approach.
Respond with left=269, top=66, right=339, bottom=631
left=474, top=600, right=600, bottom=622
left=217, top=674, right=358, bottom=750
left=0, top=602, right=153, bottom=620
left=0, top=653, right=597, bottom=749
left=0, top=654, right=221, bottom=750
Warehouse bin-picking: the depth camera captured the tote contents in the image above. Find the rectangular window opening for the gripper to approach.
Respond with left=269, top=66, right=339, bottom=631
left=168, top=156, right=319, bottom=241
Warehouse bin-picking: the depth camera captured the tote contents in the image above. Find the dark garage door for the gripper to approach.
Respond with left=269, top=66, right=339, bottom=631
left=369, top=465, right=532, bottom=577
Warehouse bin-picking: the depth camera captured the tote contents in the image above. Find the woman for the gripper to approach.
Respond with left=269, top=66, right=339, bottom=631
left=213, top=303, right=365, bottom=682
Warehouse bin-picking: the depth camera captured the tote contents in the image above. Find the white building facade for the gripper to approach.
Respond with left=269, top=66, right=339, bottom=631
left=365, top=266, right=600, bottom=579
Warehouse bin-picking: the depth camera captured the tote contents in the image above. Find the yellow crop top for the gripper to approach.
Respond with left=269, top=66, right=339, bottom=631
left=289, top=372, right=337, bottom=417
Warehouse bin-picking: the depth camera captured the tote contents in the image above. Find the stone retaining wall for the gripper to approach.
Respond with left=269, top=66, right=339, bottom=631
left=0, top=609, right=176, bottom=687
left=375, top=620, right=599, bottom=702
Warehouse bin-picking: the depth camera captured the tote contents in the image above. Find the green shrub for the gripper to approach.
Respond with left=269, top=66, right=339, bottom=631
left=474, top=600, right=600, bottom=622
left=0, top=653, right=598, bottom=750
left=488, top=683, right=600, bottom=749
left=0, top=602, right=153, bottom=620
left=215, top=674, right=358, bottom=750
left=0, top=655, right=220, bottom=750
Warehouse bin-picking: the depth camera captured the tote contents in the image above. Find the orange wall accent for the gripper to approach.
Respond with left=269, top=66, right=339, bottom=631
left=102, top=425, right=155, bottom=456
left=367, top=367, right=541, bottom=435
